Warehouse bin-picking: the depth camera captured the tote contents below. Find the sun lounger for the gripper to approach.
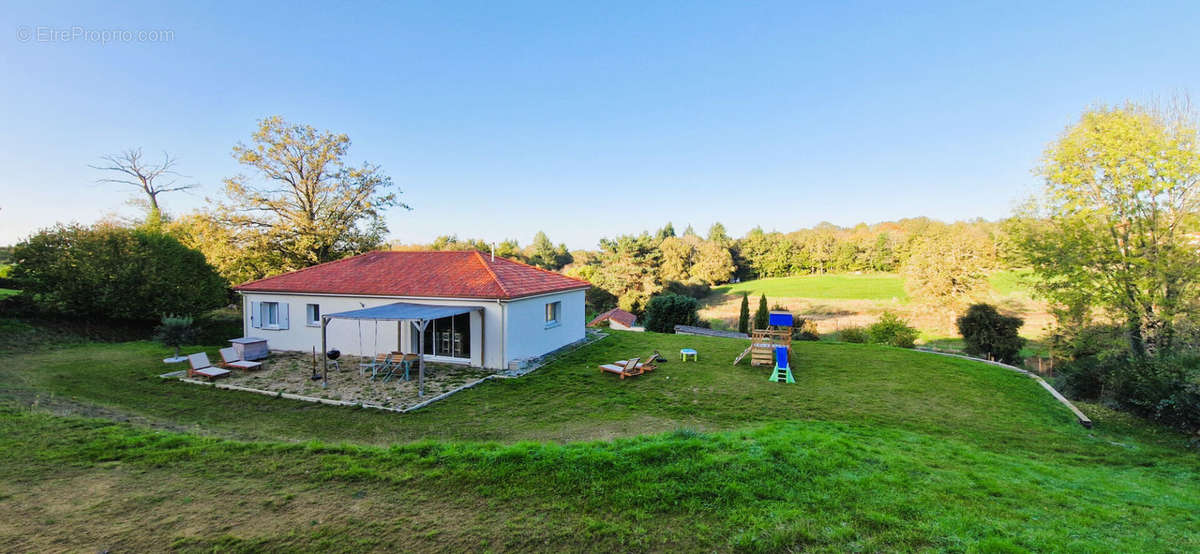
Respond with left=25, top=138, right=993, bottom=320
left=599, top=357, right=643, bottom=379
left=188, top=352, right=231, bottom=380
left=219, top=347, right=262, bottom=371
left=615, top=350, right=663, bottom=372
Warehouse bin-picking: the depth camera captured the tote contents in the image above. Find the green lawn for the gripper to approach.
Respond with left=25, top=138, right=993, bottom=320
left=1, top=331, right=1197, bottom=551
left=713, top=273, right=908, bottom=301
left=989, top=268, right=1036, bottom=296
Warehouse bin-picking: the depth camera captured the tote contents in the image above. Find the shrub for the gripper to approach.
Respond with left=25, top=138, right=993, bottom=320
left=792, top=317, right=821, bottom=341
left=737, top=293, right=750, bottom=334
left=643, top=294, right=702, bottom=333
left=753, top=294, right=769, bottom=330
left=1058, top=351, right=1200, bottom=431
left=1107, top=354, right=1200, bottom=431
left=154, top=315, right=197, bottom=359
left=866, top=312, right=919, bottom=348
left=839, top=326, right=867, bottom=343
left=11, top=224, right=228, bottom=322
left=956, top=303, right=1026, bottom=364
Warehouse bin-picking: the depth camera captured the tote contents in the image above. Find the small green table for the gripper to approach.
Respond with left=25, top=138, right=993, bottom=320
left=680, top=348, right=698, bottom=362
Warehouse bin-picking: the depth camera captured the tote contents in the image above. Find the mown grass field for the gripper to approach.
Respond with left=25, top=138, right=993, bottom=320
left=703, top=271, right=1050, bottom=343
left=713, top=273, right=909, bottom=301
left=1, top=330, right=1197, bottom=551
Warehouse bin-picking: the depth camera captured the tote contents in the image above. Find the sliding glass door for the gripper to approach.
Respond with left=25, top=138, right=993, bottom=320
left=415, top=313, right=471, bottom=359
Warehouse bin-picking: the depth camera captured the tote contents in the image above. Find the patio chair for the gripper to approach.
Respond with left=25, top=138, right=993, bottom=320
left=381, top=352, right=417, bottom=383
left=187, top=352, right=231, bottom=380
left=359, top=352, right=390, bottom=377
left=219, top=347, right=262, bottom=371
left=364, top=352, right=395, bottom=380
left=599, top=357, right=643, bottom=379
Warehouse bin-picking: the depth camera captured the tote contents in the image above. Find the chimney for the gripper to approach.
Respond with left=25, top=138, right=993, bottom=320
left=490, top=242, right=496, bottom=262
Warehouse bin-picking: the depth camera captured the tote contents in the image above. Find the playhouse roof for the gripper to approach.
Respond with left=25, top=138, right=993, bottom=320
left=235, top=251, right=590, bottom=300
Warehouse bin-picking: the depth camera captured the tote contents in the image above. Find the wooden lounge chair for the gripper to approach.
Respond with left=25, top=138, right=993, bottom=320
left=615, top=350, right=663, bottom=372
left=219, top=347, right=262, bottom=371
left=599, top=357, right=643, bottom=379
left=188, top=352, right=231, bottom=380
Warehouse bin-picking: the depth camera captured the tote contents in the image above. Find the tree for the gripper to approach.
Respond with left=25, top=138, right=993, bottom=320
left=589, top=233, right=663, bottom=313
left=655, top=222, right=677, bottom=241
left=956, top=304, right=1026, bottom=364
left=690, top=241, right=735, bottom=285
left=91, top=148, right=196, bottom=226
left=206, top=116, right=405, bottom=280
left=658, top=237, right=694, bottom=282
left=737, top=292, right=750, bottom=334
left=901, top=227, right=990, bottom=308
left=643, top=293, right=701, bottom=333
left=1010, top=100, right=1200, bottom=355
left=754, top=294, right=769, bottom=330
left=12, top=224, right=227, bottom=321
left=526, top=231, right=571, bottom=270
left=154, top=314, right=197, bottom=360
left=707, top=222, right=732, bottom=246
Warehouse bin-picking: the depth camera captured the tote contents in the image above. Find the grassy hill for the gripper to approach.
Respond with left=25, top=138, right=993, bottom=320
left=1, top=331, right=1196, bottom=551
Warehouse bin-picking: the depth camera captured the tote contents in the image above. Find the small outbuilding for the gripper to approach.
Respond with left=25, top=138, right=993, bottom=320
left=587, top=308, right=643, bottom=331
left=234, top=251, right=590, bottom=370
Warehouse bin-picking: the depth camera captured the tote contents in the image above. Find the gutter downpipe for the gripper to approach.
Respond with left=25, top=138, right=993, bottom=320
left=497, top=298, right=506, bottom=370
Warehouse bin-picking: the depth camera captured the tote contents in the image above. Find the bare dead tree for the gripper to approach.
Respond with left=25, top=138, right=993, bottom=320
left=90, top=148, right=196, bottom=216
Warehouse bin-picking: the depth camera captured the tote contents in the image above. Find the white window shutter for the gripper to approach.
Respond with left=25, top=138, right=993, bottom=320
left=250, top=301, right=261, bottom=329
left=279, top=303, right=290, bottom=330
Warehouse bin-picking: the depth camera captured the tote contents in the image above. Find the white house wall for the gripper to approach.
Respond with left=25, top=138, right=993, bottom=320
left=239, top=293, right=502, bottom=369
left=503, top=289, right=586, bottom=363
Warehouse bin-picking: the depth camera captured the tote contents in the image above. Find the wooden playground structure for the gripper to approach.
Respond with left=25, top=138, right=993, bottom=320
left=734, top=311, right=797, bottom=383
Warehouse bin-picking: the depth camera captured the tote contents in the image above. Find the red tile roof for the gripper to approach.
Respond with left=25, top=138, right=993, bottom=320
left=234, top=251, right=590, bottom=300
left=588, top=308, right=637, bottom=328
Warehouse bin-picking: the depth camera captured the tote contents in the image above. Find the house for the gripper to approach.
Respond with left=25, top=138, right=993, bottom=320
left=587, top=308, right=643, bottom=331
left=233, top=251, right=590, bottom=370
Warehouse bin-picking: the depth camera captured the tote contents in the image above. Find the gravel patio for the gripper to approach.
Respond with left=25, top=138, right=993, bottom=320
left=209, top=351, right=496, bottom=410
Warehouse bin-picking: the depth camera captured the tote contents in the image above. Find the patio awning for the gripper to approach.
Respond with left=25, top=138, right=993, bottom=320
left=324, top=302, right=481, bottom=322
left=320, top=302, right=482, bottom=398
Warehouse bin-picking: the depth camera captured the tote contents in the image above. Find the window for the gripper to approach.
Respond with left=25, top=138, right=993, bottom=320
left=306, top=303, right=320, bottom=326
left=545, top=301, right=561, bottom=327
left=249, top=300, right=288, bottom=330
left=264, top=302, right=279, bottom=327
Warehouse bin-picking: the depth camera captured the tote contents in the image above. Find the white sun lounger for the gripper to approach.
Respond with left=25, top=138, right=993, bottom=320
left=188, top=352, right=232, bottom=380
left=219, top=347, right=263, bottom=371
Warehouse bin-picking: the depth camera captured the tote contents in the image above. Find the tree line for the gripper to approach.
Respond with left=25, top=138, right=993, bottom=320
left=407, top=217, right=1011, bottom=314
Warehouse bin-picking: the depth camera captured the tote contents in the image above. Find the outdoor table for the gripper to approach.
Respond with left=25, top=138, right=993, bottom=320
left=680, top=348, right=698, bottom=362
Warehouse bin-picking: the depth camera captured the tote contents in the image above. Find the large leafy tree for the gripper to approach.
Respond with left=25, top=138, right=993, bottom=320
left=186, top=116, right=404, bottom=282
left=12, top=224, right=227, bottom=321
left=1010, top=101, right=1200, bottom=354
left=901, top=225, right=991, bottom=308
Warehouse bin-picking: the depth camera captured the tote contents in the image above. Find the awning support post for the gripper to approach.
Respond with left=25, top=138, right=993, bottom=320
left=321, top=315, right=330, bottom=386
left=413, top=319, right=430, bottom=397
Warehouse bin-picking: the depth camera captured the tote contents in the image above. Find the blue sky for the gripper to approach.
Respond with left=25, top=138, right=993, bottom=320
left=2, top=1, right=1198, bottom=249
